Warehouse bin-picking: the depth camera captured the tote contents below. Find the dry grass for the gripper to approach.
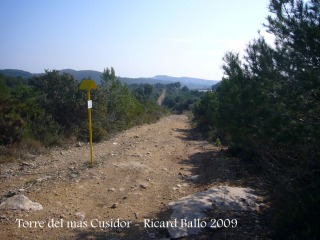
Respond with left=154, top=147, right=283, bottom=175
left=0, top=138, right=45, bottom=164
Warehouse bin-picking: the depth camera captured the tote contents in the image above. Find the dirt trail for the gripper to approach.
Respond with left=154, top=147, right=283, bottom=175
left=0, top=115, right=270, bottom=240
left=156, top=89, right=166, bottom=105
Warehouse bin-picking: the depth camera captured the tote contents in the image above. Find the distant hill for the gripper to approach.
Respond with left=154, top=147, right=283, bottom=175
left=152, top=75, right=218, bottom=90
left=118, top=77, right=172, bottom=86
left=0, top=69, right=34, bottom=79
left=58, top=69, right=103, bottom=83
left=58, top=70, right=219, bottom=89
left=0, top=69, right=219, bottom=89
left=58, top=70, right=218, bottom=89
left=211, top=82, right=221, bottom=91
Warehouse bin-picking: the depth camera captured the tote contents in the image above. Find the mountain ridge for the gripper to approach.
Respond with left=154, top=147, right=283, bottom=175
left=0, top=69, right=219, bottom=89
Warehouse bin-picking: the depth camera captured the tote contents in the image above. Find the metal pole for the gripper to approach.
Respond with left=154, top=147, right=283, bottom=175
left=88, top=90, right=93, bottom=164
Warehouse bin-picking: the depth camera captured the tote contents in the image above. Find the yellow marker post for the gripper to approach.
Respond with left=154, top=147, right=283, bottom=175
left=79, top=79, right=97, bottom=164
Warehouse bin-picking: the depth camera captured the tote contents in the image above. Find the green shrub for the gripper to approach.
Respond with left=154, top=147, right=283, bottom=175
left=27, top=109, right=63, bottom=146
left=0, top=96, right=25, bottom=145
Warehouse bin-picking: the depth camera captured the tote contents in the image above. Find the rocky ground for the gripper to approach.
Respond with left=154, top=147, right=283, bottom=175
left=0, top=115, right=273, bottom=240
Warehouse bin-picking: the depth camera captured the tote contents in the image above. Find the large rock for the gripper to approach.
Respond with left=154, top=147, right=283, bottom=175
left=167, top=186, right=258, bottom=239
left=0, top=194, right=43, bottom=211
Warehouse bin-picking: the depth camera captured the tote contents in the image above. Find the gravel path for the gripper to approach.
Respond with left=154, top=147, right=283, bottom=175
left=0, top=115, right=271, bottom=239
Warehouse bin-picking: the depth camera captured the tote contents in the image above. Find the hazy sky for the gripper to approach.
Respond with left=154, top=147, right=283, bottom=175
left=0, top=0, right=271, bottom=80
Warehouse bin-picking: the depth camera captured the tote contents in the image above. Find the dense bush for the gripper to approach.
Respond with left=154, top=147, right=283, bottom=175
left=192, top=91, right=219, bottom=139
left=0, top=95, right=25, bottom=145
left=0, top=68, right=168, bottom=154
left=0, top=76, right=26, bottom=145
left=162, top=83, right=203, bottom=113
left=129, top=81, right=203, bottom=114
left=29, top=70, right=86, bottom=130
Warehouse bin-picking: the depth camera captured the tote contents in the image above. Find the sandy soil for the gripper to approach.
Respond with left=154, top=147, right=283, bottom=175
left=0, top=115, right=271, bottom=240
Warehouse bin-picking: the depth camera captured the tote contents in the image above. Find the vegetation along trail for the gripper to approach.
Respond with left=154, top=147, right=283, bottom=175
left=0, top=115, right=270, bottom=239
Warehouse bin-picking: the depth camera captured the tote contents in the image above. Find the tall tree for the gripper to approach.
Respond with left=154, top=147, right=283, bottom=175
left=193, top=0, right=320, bottom=238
